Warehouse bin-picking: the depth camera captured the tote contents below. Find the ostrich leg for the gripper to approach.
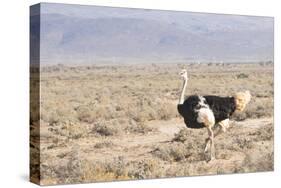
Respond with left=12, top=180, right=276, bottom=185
left=204, top=127, right=215, bottom=161
left=205, top=119, right=229, bottom=153
left=214, top=119, right=229, bottom=138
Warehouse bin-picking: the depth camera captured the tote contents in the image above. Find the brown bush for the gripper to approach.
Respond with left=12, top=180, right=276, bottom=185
left=125, top=121, right=154, bottom=134
left=153, top=143, right=190, bottom=162
left=91, top=121, right=119, bottom=136
left=173, top=128, right=189, bottom=143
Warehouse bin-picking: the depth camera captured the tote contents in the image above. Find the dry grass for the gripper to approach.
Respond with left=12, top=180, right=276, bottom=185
left=30, top=62, right=274, bottom=185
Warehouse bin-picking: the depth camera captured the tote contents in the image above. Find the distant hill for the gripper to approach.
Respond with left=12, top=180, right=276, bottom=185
left=34, top=9, right=273, bottom=64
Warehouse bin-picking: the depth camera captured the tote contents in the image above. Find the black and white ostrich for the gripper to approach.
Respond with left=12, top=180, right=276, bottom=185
left=177, top=69, right=251, bottom=161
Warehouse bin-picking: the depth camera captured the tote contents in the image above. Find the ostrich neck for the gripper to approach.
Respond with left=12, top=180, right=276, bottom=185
left=179, top=78, right=187, bottom=104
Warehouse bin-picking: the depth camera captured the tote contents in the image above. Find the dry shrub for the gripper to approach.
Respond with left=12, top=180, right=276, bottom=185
left=41, top=103, right=77, bottom=126
left=127, top=102, right=157, bottom=122
left=141, top=106, right=157, bottom=121
left=250, top=123, right=273, bottom=142
left=79, top=157, right=163, bottom=182
left=76, top=105, right=116, bottom=123
left=237, top=152, right=274, bottom=173
left=127, top=159, right=163, bottom=179
left=154, top=129, right=206, bottom=162
left=64, top=123, right=90, bottom=140
left=80, top=157, right=131, bottom=182
left=91, top=121, right=119, bottom=136
left=76, top=106, right=94, bottom=123
left=157, top=102, right=178, bottom=120
left=127, top=98, right=177, bottom=123
left=40, top=109, right=61, bottom=126
left=94, top=140, right=114, bottom=149
left=232, top=111, right=247, bottom=121
left=165, top=163, right=195, bottom=177
left=153, top=143, right=189, bottom=162
left=236, top=73, right=249, bottom=79
left=125, top=121, right=154, bottom=134
left=173, top=128, right=189, bottom=143
left=40, top=147, right=83, bottom=185
left=234, top=137, right=254, bottom=150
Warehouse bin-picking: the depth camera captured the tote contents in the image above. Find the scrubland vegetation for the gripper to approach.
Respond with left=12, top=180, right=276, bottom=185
left=30, top=62, right=273, bottom=185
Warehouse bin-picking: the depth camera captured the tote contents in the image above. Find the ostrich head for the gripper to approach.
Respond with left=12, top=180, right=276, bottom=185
left=179, top=69, right=188, bottom=80
left=234, top=90, right=251, bottom=112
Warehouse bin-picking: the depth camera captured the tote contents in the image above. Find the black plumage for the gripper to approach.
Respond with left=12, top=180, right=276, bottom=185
left=204, top=95, right=236, bottom=123
left=177, top=95, right=236, bottom=129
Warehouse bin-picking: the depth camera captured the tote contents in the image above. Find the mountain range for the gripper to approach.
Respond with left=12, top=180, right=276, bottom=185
left=32, top=3, right=274, bottom=64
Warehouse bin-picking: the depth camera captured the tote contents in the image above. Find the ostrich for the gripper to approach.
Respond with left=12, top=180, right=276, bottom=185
left=177, top=69, right=251, bottom=161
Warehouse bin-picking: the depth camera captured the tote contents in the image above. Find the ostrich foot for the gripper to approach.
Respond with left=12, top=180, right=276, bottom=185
left=209, top=154, right=216, bottom=162
left=204, top=138, right=216, bottom=162
left=206, top=156, right=216, bottom=163
left=204, top=138, right=211, bottom=152
left=204, top=152, right=216, bottom=162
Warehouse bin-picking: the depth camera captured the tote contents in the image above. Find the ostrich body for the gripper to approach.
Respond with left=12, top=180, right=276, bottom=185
left=177, top=69, right=251, bottom=161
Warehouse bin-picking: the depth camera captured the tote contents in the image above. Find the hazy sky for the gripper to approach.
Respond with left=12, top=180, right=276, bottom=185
left=40, top=3, right=273, bottom=27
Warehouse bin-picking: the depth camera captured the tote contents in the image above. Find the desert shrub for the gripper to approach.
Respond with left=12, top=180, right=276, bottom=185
left=40, top=107, right=60, bottom=125
left=153, top=143, right=189, bottom=162
left=40, top=163, right=57, bottom=184
left=80, top=157, right=131, bottom=182
left=103, top=157, right=128, bottom=177
left=96, top=105, right=116, bottom=120
left=41, top=102, right=77, bottom=126
left=127, top=159, right=163, bottom=179
left=164, top=163, right=195, bottom=177
left=43, top=148, right=84, bottom=185
left=143, top=106, right=158, bottom=121
left=91, top=121, right=119, bottom=136
left=80, top=157, right=163, bottom=182
left=156, top=102, right=178, bottom=120
left=125, top=121, right=154, bottom=134
left=173, top=129, right=189, bottom=143
left=47, top=113, right=61, bottom=126
left=76, top=106, right=93, bottom=123
left=65, top=123, right=90, bottom=140
left=126, top=98, right=177, bottom=123
left=232, top=111, right=247, bottom=121
left=235, top=138, right=254, bottom=150
left=94, top=140, right=114, bottom=149
left=154, top=131, right=206, bottom=162
left=97, top=88, right=111, bottom=104
left=249, top=101, right=272, bottom=118
left=237, top=152, right=274, bottom=173
left=76, top=104, right=116, bottom=123
left=236, top=73, right=249, bottom=79
left=126, top=99, right=157, bottom=122
left=250, top=124, right=273, bottom=142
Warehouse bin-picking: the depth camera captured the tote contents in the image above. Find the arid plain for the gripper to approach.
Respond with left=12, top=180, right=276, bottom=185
left=30, top=62, right=273, bottom=185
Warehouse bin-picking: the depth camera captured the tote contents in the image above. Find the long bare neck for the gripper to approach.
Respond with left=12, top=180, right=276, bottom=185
left=179, top=78, right=187, bottom=104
